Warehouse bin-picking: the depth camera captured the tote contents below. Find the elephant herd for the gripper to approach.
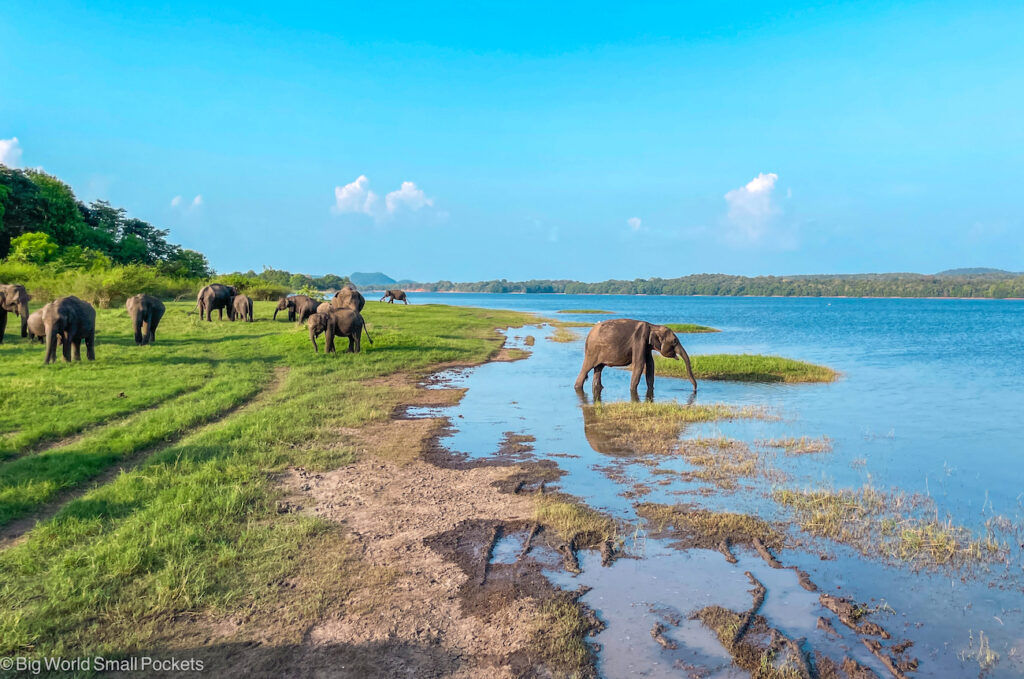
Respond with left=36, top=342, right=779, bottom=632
left=0, top=281, right=411, bottom=363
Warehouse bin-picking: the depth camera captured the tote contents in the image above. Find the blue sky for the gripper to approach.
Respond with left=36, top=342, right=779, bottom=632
left=2, top=1, right=1022, bottom=280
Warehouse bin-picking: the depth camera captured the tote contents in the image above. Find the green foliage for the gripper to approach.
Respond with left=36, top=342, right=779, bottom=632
left=0, top=301, right=534, bottom=657
left=211, top=273, right=290, bottom=301
left=664, top=323, right=719, bottom=333
left=8, top=231, right=58, bottom=264
left=0, top=261, right=197, bottom=307
left=223, top=267, right=350, bottom=294
left=158, top=248, right=212, bottom=278
left=655, top=354, right=838, bottom=383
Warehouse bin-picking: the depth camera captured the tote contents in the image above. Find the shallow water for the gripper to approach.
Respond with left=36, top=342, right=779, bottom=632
left=399, top=294, right=1024, bottom=677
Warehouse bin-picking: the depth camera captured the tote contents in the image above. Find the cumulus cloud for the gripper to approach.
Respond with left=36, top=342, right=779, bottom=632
left=332, top=176, right=435, bottom=222
left=332, top=175, right=379, bottom=215
left=723, top=172, right=780, bottom=243
left=170, top=195, right=183, bottom=207
left=627, top=217, right=642, bottom=231
left=191, top=194, right=203, bottom=207
left=0, top=137, right=23, bottom=167
left=170, top=194, right=202, bottom=211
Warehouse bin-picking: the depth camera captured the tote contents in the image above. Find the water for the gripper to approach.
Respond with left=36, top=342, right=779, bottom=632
left=396, top=293, right=1024, bottom=677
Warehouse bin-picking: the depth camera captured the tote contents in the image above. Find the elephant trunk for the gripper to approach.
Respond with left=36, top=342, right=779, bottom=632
left=273, top=307, right=280, bottom=320
left=44, top=322, right=58, bottom=364
left=134, top=313, right=144, bottom=345
left=677, top=346, right=698, bottom=392
left=309, top=326, right=319, bottom=353
left=18, top=301, right=29, bottom=337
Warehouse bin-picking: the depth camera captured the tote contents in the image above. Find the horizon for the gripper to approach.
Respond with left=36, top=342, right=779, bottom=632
left=3, top=1, right=1023, bottom=279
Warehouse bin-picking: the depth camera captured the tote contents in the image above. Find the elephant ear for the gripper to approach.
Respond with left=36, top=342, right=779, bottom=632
left=630, top=321, right=652, bottom=365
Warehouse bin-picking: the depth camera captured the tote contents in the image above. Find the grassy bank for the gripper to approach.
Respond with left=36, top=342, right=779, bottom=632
left=656, top=354, right=839, bottom=383
left=556, top=309, right=612, bottom=314
left=664, top=323, right=719, bottom=333
left=0, top=301, right=534, bottom=658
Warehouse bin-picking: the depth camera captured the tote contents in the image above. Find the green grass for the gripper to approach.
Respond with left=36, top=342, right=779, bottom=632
left=555, top=309, right=612, bottom=314
left=664, top=323, right=719, bottom=333
left=655, top=354, right=838, bottom=383
left=547, top=326, right=581, bottom=342
left=0, top=300, right=535, bottom=658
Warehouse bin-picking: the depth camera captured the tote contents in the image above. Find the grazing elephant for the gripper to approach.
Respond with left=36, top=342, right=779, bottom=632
left=41, top=295, right=96, bottom=364
left=330, top=285, right=365, bottom=313
left=26, top=309, right=47, bottom=343
left=126, top=294, right=166, bottom=345
left=230, top=294, right=254, bottom=322
left=574, top=319, right=697, bottom=395
left=0, top=283, right=31, bottom=343
left=194, top=284, right=237, bottom=321
left=307, top=310, right=373, bottom=354
left=274, top=294, right=314, bottom=321
left=380, top=289, right=409, bottom=304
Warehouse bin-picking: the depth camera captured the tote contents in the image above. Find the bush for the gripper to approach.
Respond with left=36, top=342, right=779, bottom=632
left=0, top=261, right=198, bottom=308
left=211, top=274, right=290, bottom=301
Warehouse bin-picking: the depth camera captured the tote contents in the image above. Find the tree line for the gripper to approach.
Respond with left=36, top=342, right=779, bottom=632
left=412, top=272, right=1024, bottom=299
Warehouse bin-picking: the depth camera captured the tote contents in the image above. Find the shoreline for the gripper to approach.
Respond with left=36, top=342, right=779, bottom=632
left=389, top=290, right=1024, bottom=301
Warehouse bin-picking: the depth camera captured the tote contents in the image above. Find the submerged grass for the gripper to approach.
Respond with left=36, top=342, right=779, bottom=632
left=531, top=597, right=598, bottom=678
left=0, top=301, right=536, bottom=658
left=548, top=327, right=582, bottom=343
left=534, top=495, right=617, bottom=545
left=664, top=323, right=719, bottom=333
left=656, top=354, right=838, bottom=383
left=774, top=485, right=1007, bottom=568
left=636, top=502, right=785, bottom=551
left=758, top=436, right=832, bottom=455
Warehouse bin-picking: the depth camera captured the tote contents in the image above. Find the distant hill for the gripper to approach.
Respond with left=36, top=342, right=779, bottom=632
left=934, top=268, right=1017, bottom=277
left=349, top=271, right=396, bottom=288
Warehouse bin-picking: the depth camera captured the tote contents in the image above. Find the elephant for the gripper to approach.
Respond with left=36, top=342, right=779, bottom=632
left=274, top=294, right=314, bottom=322
left=330, top=285, right=365, bottom=313
left=230, top=294, right=254, bottom=322
left=574, top=319, right=697, bottom=395
left=0, top=283, right=31, bottom=343
left=316, top=301, right=332, bottom=315
left=307, top=310, right=373, bottom=354
left=380, top=289, right=409, bottom=304
left=41, top=295, right=96, bottom=364
left=126, top=293, right=166, bottom=345
left=26, top=309, right=48, bottom=343
left=194, top=284, right=237, bottom=321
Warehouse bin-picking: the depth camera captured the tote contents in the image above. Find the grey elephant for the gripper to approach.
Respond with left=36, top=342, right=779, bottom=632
left=316, top=301, right=332, bottom=315
left=380, top=289, right=409, bottom=304
left=194, top=284, right=237, bottom=321
left=330, top=285, right=365, bottom=313
left=307, top=310, right=373, bottom=354
left=230, top=294, right=254, bottom=322
left=26, top=309, right=48, bottom=343
left=574, top=319, right=697, bottom=394
left=274, top=294, right=313, bottom=321
left=0, top=283, right=31, bottom=343
left=125, top=294, right=166, bottom=345
left=42, top=295, right=96, bottom=364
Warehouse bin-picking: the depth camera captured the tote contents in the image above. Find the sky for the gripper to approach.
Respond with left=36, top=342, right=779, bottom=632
left=2, top=1, right=1023, bottom=281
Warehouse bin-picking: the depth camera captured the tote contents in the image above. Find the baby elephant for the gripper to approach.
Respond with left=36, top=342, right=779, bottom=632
left=26, top=309, right=48, bottom=343
left=126, top=293, right=166, bottom=344
left=230, top=294, right=254, bottom=322
left=41, top=295, right=96, bottom=364
left=307, top=310, right=373, bottom=354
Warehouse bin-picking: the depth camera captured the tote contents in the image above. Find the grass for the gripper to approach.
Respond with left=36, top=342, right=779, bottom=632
left=758, top=436, right=832, bottom=455
left=582, top=401, right=772, bottom=456
left=534, top=495, right=617, bottom=545
left=548, top=327, right=581, bottom=343
left=693, top=606, right=804, bottom=679
left=531, top=597, right=597, bottom=678
left=676, top=437, right=765, bottom=490
left=655, top=354, right=839, bottom=383
left=636, top=502, right=784, bottom=551
left=773, top=485, right=1007, bottom=568
left=0, top=300, right=536, bottom=658
left=555, top=309, right=612, bottom=315
left=664, top=323, right=719, bottom=333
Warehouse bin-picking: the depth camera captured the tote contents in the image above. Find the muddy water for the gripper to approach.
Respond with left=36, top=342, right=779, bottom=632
left=407, top=306, right=1024, bottom=677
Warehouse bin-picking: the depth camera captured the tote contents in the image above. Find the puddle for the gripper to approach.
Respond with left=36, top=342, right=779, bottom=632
left=415, top=323, right=1024, bottom=678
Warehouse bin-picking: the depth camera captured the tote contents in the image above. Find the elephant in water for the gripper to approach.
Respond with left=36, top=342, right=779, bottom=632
left=574, top=319, right=697, bottom=395
left=307, top=310, right=373, bottom=354
left=380, top=289, right=408, bottom=304
left=126, top=294, right=166, bottom=345
left=230, top=294, right=254, bottom=322
left=194, top=284, right=237, bottom=321
left=41, top=295, right=96, bottom=364
left=274, top=294, right=313, bottom=321
left=0, top=283, right=31, bottom=343
left=331, top=285, right=365, bottom=313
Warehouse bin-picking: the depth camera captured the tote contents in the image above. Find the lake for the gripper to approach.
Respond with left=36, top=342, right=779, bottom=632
left=401, top=293, right=1024, bottom=677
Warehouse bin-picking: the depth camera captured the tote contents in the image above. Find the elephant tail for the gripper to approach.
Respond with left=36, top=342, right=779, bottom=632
left=362, top=323, right=374, bottom=345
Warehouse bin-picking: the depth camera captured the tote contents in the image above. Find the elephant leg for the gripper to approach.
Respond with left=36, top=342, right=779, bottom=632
left=62, top=333, right=73, bottom=362
left=134, top=316, right=145, bottom=345
left=403, top=299, right=408, bottom=304
left=629, top=354, right=645, bottom=392
left=325, top=325, right=336, bottom=353
left=72, top=338, right=82, bottom=361
left=644, top=352, right=656, bottom=391
left=353, top=333, right=361, bottom=353
left=85, top=332, right=96, bottom=361
left=218, top=307, right=223, bottom=320
left=149, top=316, right=161, bottom=343
left=0, top=310, right=7, bottom=344
left=574, top=359, right=595, bottom=390
left=593, top=364, right=606, bottom=390
left=347, top=336, right=355, bottom=353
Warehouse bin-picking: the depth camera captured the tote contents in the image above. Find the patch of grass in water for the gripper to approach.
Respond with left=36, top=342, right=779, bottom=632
left=694, top=606, right=805, bottom=679
left=534, top=495, right=617, bottom=545
left=548, top=327, right=581, bottom=343
left=636, top=502, right=784, bottom=551
left=758, top=436, right=832, bottom=455
left=531, top=597, right=597, bottom=678
left=555, top=309, right=612, bottom=315
left=655, top=354, right=838, bottom=383
left=676, top=437, right=768, bottom=490
left=664, top=323, right=719, bottom=333
left=773, top=485, right=1008, bottom=568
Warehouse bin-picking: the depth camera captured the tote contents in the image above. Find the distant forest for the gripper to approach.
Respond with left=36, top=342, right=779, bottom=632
left=412, top=270, right=1024, bottom=299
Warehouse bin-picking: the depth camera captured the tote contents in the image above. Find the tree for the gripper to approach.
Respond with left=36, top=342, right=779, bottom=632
left=159, top=248, right=213, bottom=278
left=8, top=231, right=58, bottom=263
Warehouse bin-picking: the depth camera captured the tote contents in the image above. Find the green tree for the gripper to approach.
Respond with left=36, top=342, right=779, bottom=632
left=159, top=248, right=213, bottom=278
left=8, top=231, right=59, bottom=263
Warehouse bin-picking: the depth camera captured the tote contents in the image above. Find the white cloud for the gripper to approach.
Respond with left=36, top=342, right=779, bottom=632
left=0, top=137, right=23, bottom=167
left=170, top=195, right=183, bottom=207
left=170, top=193, right=203, bottom=211
left=627, top=217, right=642, bottom=231
left=191, top=194, right=203, bottom=207
left=332, top=176, right=436, bottom=222
left=723, top=172, right=780, bottom=243
left=385, top=181, right=433, bottom=214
